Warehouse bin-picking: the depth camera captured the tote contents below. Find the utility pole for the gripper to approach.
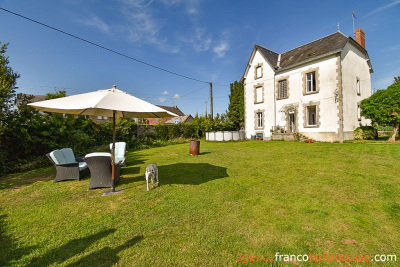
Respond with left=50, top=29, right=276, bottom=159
left=209, top=82, right=213, bottom=118
left=205, top=101, right=207, bottom=116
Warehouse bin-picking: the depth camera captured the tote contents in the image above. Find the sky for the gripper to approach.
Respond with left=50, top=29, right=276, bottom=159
left=0, top=0, right=399, bottom=116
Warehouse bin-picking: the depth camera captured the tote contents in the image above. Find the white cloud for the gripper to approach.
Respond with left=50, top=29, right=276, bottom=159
left=181, top=27, right=212, bottom=52
left=159, top=0, right=182, bottom=5
left=79, top=0, right=180, bottom=53
left=210, top=74, right=218, bottom=80
left=365, top=0, right=400, bottom=17
left=387, top=45, right=400, bottom=52
left=81, top=16, right=111, bottom=33
left=173, top=94, right=181, bottom=99
left=162, top=90, right=169, bottom=95
left=119, top=0, right=181, bottom=53
left=213, top=41, right=229, bottom=58
left=193, top=28, right=212, bottom=52
left=158, top=97, right=166, bottom=103
left=187, top=7, right=198, bottom=15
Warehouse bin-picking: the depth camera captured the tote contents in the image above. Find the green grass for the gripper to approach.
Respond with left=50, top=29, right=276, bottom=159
left=1, top=141, right=399, bottom=266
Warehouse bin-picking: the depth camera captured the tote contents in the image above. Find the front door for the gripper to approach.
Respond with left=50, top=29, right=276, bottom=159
left=288, top=113, right=296, bottom=133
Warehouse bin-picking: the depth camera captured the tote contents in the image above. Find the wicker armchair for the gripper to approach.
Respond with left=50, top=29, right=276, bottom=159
left=109, top=142, right=127, bottom=166
left=47, top=148, right=89, bottom=182
left=84, top=153, right=122, bottom=190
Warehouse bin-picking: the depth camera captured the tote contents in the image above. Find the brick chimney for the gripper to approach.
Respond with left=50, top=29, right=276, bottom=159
left=355, top=28, right=365, bottom=49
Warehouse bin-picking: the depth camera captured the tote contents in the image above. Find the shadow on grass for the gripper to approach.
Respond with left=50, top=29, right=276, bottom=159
left=0, top=153, right=146, bottom=191
left=28, top=229, right=117, bottom=267
left=66, top=235, right=144, bottom=266
left=158, top=163, right=229, bottom=185
left=0, top=168, right=55, bottom=191
left=0, top=214, right=36, bottom=266
left=121, top=154, right=148, bottom=177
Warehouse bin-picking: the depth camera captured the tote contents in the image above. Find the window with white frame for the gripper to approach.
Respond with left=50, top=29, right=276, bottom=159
left=255, top=86, right=263, bottom=103
left=256, top=66, right=262, bottom=79
left=357, top=104, right=361, bottom=120
left=356, top=78, right=361, bottom=95
left=257, top=112, right=263, bottom=128
left=278, top=79, right=288, bottom=99
left=307, top=106, right=317, bottom=126
left=306, top=71, right=317, bottom=93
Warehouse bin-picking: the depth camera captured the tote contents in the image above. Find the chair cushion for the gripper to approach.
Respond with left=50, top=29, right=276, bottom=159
left=115, top=156, right=125, bottom=165
left=49, top=150, right=67, bottom=164
left=110, top=142, right=126, bottom=157
left=61, top=148, right=76, bottom=163
left=85, top=152, right=112, bottom=158
left=78, top=162, right=88, bottom=171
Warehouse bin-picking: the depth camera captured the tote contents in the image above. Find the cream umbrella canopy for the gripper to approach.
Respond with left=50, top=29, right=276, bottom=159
left=28, top=85, right=175, bottom=193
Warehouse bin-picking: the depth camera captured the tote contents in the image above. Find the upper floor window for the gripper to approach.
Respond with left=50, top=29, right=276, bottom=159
left=278, top=80, right=288, bottom=99
left=356, top=77, right=361, bottom=95
left=255, top=86, right=263, bottom=103
left=306, top=72, right=316, bottom=93
left=302, top=68, right=319, bottom=95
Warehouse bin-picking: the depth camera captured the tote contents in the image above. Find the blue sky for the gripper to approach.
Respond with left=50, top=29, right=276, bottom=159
left=0, top=0, right=399, bottom=116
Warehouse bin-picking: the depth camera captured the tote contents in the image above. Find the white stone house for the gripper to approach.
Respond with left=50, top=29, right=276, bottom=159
left=241, top=29, right=373, bottom=142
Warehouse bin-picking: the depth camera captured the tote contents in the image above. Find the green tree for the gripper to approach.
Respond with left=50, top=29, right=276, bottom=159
left=0, top=42, right=20, bottom=121
left=46, top=90, right=66, bottom=99
left=227, top=81, right=244, bottom=130
left=361, top=80, right=400, bottom=142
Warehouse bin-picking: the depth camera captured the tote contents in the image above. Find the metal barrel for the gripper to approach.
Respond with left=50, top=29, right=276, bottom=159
left=189, top=140, right=200, bottom=155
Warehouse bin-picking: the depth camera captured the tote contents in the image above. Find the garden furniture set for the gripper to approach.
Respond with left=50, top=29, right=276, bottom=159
left=47, top=142, right=127, bottom=189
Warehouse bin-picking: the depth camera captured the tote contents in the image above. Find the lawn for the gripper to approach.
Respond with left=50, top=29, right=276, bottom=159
left=1, top=141, right=399, bottom=266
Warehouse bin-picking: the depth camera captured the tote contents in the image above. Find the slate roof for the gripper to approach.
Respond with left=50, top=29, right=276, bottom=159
left=163, top=115, right=193, bottom=124
left=256, top=45, right=279, bottom=67
left=249, top=31, right=370, bottom=75
left=156, top=105, right=184, bottom=116
left=278, top=32, right=349, bottom=69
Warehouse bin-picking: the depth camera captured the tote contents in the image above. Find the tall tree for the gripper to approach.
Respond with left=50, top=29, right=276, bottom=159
left=227, top=81, right=244, bottom=130
left=0, top=42, right=20, bottom=121
left=361, top=80, right=400, bottom=142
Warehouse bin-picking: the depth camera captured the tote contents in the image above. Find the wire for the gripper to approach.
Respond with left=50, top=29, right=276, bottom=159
left=0, top=7, right=210, bottom=84
left=178, top=85, right=208, bottom=98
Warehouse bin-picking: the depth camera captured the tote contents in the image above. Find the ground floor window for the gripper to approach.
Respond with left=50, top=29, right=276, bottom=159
left=257, top=112, right=263, bottom=128
left=254, top=109, right=265, bottom=130
left=307, top=106, right=317, bottom=126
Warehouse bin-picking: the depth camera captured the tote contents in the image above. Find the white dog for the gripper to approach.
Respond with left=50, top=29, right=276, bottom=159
left=145, top=163, right=159, bottom=191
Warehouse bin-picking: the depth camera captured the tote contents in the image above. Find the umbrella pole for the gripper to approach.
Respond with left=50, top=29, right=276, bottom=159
left=102, top=110, right=124, bottom=196
left=111, top=110, right=116, bottom=192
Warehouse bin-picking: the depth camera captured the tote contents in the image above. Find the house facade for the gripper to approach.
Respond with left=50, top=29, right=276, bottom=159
left=241, top=29, right=373, bottom=142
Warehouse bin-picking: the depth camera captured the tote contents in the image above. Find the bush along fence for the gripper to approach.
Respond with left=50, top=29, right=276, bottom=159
left=354, top=126, right=378, bottom=140
left=0, top=112, right=237, bottom=176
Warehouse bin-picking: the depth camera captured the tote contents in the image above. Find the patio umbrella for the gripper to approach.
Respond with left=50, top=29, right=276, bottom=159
left=28, top=85, right=175, bottom=194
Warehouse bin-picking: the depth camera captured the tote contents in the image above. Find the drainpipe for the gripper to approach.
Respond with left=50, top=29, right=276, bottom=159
left=338, top=55, right=344, bottom=143
left=274, top=55, right=281, bottom=130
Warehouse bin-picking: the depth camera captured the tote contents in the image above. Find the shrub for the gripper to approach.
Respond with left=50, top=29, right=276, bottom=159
left=354, top=126, right=378, bottom=140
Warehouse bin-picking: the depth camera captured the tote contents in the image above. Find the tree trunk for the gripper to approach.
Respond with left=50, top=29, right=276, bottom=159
left=388, top=122, right=399, bottom=143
